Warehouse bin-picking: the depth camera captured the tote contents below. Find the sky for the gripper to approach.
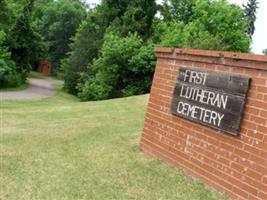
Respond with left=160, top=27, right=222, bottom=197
left=85, top=0, right=267, bottom=54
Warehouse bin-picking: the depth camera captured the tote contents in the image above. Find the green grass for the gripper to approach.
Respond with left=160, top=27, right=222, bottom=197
left=29, top=71, right=52, bottom=79
left=0, top=88, right=228, bottom=200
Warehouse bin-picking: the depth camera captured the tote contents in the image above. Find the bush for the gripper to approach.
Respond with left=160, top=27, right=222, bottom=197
left=0, top=59, right=23, bottom=88
left=77, top=32, right=156, bottom=101
left=0, top=31, right=23, bottom=88
left=154, top=0, right=250, bottom=52
left=62, top=8, right=107, bottom=95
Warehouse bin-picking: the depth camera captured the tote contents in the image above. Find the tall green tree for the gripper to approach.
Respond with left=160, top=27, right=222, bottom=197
left=0, top=31, right=22, bottom=88
left=243, top=0, right=258, bottom=38
left=160, top=0, right=196, bottom=24
left=263, top=49, right=267, bottom=55
left=0, top=0, right=14, bottom=32
left=7, top=0, right=46, bottom=81
left=105, top=0, right=157, bottom=39
left=37, top=0, right=86, bottom=73
left=62, top=0, right=157, bottom=95
left=77, top=31, right=155, bottom=101
left=62, top=6, right=108, bottom=94
left=155, top=0, right=250, bottom=52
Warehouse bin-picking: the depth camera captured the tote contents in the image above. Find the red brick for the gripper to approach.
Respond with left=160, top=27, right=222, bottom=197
left=231, top=185, right=249, bottom=199
left=248, top=194, right=259, bottom=200
left=245, top=106, right=260, bottom=116
left=260, top=110, right=267, bottom=118
left=242, top=120, right=257, bottom=130
left=246, top=129, right=264, bottom=141
left=244, top=144, right=265, bottom=157
left=247, top=99, right=267, bottom=109
left=258, top=125, right=267, bottom=134
left=252, top=77, right=267, bottom=86
left=249, top=155, right=267, bottom=166
left=250, top=115, right=266, bottom=126
left=254, top=164, right=267, bottom=177
left=245, top=168, right=263, bottom=182
left=141, top=48, right=267, bottom=200
left=257, top=86, right=267, bottom=93
left=258, top=192, right=267, bottom=200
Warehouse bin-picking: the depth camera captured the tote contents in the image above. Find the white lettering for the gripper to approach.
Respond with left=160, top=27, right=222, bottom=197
left=217, top=113, right=224, bottom=126
left=183, top=69, right=208, bottom=85
left=179, top=84, right=229, bottom=109
left=221, top=95, right=228, bottom=109
left=175, top=101, right=225, bottom=127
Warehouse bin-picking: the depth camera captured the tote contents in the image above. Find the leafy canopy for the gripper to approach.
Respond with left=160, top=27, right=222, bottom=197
left=7, top=0, right=47, bottom=81
left=77, top=31, right=155, bottom=101
left=37, top=0, right=86, bottom=72
left=155, top=0, right=250, bottom=52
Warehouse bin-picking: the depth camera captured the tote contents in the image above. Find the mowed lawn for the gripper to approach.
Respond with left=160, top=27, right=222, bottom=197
left=0, top=87, right=228, bottom=200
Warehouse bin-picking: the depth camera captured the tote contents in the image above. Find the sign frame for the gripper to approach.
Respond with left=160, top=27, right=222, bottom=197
left=171, top=67, right=251, bottom=136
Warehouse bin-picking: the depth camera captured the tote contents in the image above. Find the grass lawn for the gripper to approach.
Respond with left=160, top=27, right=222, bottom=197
left=0, top=87, right=228, bottom=200
left=29, top=71, right=52, bottom=79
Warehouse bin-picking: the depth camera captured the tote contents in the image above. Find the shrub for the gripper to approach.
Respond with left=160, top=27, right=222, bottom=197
left=62, top=8, right=107, bottom=95
left=77, top=32, right=156, bottom=101
left=0, top=31, right=23, bottom=88
left=154, top=0, right=250, bottom=52
left=0, top=59, right=23, bottom=88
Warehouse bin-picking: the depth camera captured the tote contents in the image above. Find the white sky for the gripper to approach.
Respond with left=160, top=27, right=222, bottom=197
left=85, top=0, right=267, bottom=54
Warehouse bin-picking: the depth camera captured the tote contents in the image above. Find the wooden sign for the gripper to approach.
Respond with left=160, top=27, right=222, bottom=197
left=171, top=67, right=250, bottom=136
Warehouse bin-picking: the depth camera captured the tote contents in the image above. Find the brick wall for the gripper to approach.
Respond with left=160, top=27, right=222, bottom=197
left=140, top=48, right=267, bottom=200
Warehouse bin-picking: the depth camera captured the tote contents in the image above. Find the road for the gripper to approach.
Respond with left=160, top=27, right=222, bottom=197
left=0, top=78, right=63, bottom=100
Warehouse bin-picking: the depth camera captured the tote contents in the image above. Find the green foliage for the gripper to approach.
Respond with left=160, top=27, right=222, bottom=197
left=7, top=0, right=47, bottom=81
left=0, top=59, right=23, bottom=88
left=0, top=0, right=14, bottom=32
left=0, top=31, right=10, bottom=59
left=243, top=0, right=258, bottom=38
left=160, top=0, right=196, bottom=24
left=154, top=22, right=225, bottom=50
left=155, top=0, right=250, bottom=52
left=263, top=49, right=267, bottom=55
left=62, top=6, right=108, bottom=95
left=77, top=32, right=155, bottom=101
left=37, top=0, right=86, bottom=73
left=105, top=0, right=157, bottom=39
left=62, top=0, right=157, bottom=96
left=0, top=30, right=23, bottom=88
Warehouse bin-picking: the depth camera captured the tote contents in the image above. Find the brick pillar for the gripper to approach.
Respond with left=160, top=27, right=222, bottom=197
left=140, top=48, right=267, bottom=200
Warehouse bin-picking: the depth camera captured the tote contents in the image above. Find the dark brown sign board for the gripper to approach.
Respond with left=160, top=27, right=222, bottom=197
left=171, top=67, right=250, bottom=136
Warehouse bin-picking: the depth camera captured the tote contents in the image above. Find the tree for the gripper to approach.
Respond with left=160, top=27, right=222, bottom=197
left=0, top=0, right=14, bottom=32
left=0, top=31, right=10, bottom=60
left=37, top=0, right=86, bottom=73
left=62, top=0, right=157, bottom=95
left=0, top=31, right=22, bottom=88
left=155, top=0, right=250, bottom=52
left=243, top=0, right=258, bottom=38
left=7, top=0, right=47, bottom=81
left=263, top=49, right=267, bottom=55
left=77, top=31, right=155, bottom=101
left=160, top=0, right=196, bottom=24
left=105, top=0, right=157, bottom=39
left=62, top=6, right=108, bottom=95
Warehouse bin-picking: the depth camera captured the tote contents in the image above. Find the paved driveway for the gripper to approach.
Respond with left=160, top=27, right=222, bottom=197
left=0, top=78, right=63, bottom=100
